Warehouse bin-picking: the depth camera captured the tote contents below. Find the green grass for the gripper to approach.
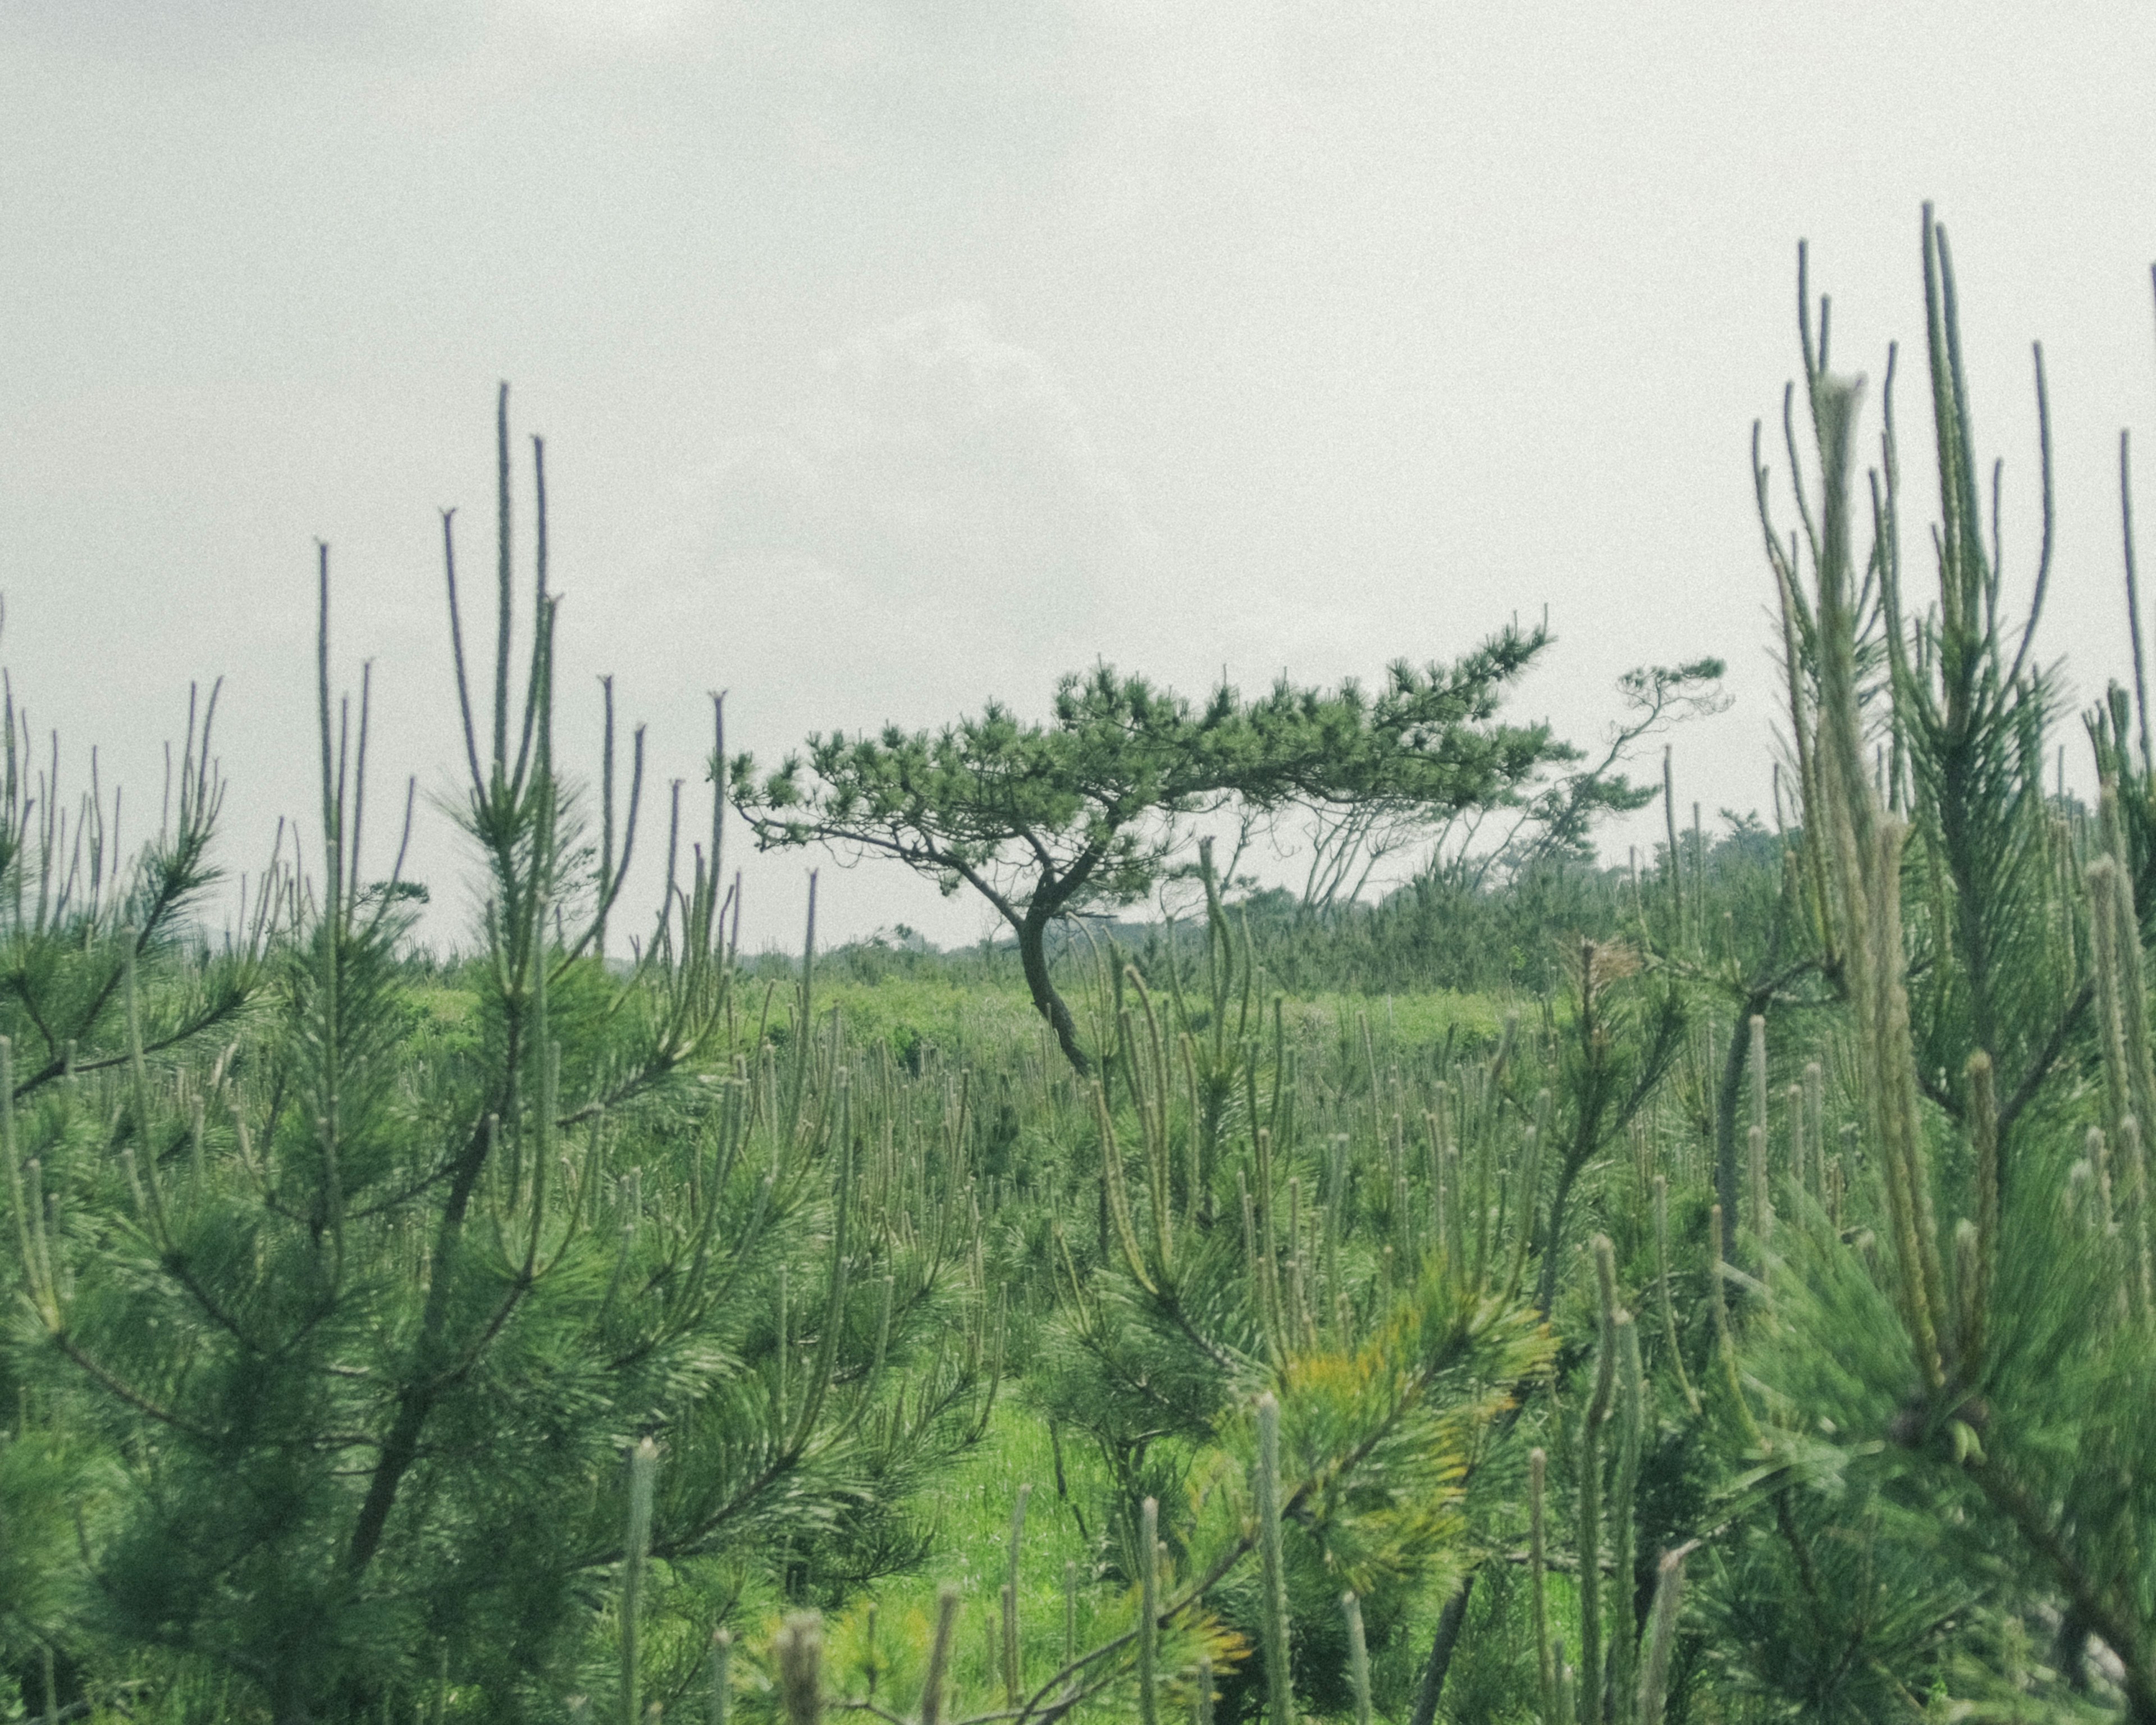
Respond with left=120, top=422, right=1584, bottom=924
left=734, top=1401, right=1134, bottom=1721
left=765, top=969, right=1513, bottom=1079
left=800, top=1387, right=1547, bottom=1724
left=812, top=976, right=1056, bottom=1067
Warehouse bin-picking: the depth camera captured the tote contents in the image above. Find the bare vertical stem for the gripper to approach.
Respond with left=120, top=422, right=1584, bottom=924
left=620, top=1438, right=657, bottom=1725
left=1342, top=1592, right=1372, bottom=1725
left=1636, top=1547, right=1691, bottom=1725
left=2125, top=429, right=2153, bottom=777
left=776, top=1614, right=823, bottom=1725
left=1653, top=1178, right=1701, bottom=1416
left=1579, top=1238, right=1620, bottom=1725
left=707, top=1630, right=731, bottom=1725
left=1610, top=1315, right=1645, bottom=1723
left=920, top=1586, right=960, bottom=1725
left=1531, top=1446, right=1555, bottom=1719
left=493, top=382, right=512, bottom=778
left=1254, top=1393, right=1293, bottom=1725
left=1004, top=1484, right=1031, bottom=1706
left=1138, top=1496, right=1159, bottom=1725
left=1966, top=1051, right=2000, bottom=1356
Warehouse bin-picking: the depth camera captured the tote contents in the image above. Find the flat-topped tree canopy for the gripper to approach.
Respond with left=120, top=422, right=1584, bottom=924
left=727, top=620, right=1568, bottom=1074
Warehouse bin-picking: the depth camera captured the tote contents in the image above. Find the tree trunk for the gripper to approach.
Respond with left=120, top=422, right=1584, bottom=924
left=1408, top=1566, right=1477, bottom=1725
left=1714, top=987, right=1773, bottom=1257
left=1017, top=909, right=1092, bottom=1076
left=1534, top=1157, right=1585, bottom=1317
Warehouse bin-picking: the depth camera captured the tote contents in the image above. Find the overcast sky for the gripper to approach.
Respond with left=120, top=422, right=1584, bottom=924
left=5, top=2, right=2155, bottom=952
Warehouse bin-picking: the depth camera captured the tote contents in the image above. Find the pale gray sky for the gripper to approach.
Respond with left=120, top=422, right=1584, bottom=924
left=6, top=3, right=2155, bottom=950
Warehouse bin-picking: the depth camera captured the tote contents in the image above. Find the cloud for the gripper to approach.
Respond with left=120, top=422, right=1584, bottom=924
left=3, top=0, right=475, bottom=66
left=690, top=303, right=1159, bottom=723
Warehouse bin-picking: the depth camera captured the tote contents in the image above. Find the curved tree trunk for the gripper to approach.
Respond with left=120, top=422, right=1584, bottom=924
left=1016, top=908, right=1092, bottom=1077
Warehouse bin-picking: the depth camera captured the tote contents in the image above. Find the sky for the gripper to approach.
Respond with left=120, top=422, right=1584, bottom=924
left=4, top=2, right=2156, bottom=952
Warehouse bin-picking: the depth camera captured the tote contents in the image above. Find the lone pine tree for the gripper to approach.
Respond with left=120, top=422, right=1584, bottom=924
left=729, top=631, right=1569, bottom=1074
